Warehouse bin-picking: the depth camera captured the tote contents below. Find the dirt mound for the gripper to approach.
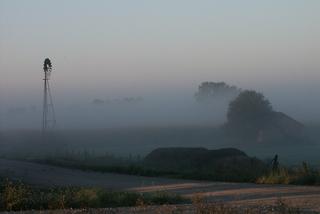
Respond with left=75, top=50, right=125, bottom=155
left=143, top=148, right=265, bottom=179
left=144, top=148, right=246, bottom=166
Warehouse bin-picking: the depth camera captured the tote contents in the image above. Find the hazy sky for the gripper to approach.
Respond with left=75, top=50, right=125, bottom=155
left=1, top=0, right=320, bottom=125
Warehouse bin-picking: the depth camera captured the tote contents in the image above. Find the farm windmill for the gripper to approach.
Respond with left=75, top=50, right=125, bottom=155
left=42, top=58, right=56, bottom=134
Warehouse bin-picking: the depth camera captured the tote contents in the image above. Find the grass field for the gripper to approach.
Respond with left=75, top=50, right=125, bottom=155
left=1, top=124, right=320, bottom=165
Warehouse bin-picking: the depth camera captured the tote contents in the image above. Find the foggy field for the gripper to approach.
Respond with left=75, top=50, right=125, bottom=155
left=1, top=124, right=320, bottom=165
left=1, top=0, right=320, bottom=212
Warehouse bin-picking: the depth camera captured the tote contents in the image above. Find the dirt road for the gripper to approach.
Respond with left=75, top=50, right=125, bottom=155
left=1, top=158, right=320, bottom=212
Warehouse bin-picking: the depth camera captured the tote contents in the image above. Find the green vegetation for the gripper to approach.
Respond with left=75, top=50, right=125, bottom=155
left=35, top=157, right=171, bottom=177
left=48, top=159, right=319, bottom=186
left=257, top=162, right=320, bottom=185
left=28, top=149, right=267, bottom=183
left=0, top=178, right=308, bottom=213
left=0, top=179, right=187, bottom=212
left=23, top=149, right=320, bottom=185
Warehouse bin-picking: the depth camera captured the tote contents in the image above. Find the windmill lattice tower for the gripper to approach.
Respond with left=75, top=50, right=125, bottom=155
left=42, top=58, right=56, bottom=134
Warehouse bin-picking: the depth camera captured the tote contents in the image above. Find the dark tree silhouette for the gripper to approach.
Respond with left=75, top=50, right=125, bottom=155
left=195, top=82, right=240, bottom=103
left=226, top=90, right=273, bottom=138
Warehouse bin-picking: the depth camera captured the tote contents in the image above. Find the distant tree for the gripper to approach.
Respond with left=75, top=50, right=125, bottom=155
left=92, top=99, right=104, bottom=106
left=195, top=82, right=240, bottom=103
left=225, top=90, right=273, bottom=138
left=123, top=97, right=143, bottom=104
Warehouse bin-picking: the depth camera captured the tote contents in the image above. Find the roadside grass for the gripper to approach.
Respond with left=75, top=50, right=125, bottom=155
left=0, top=178, right=312, bottom=213
left=0, top=179, right=187, bottom=212
left=257, top=162, right=320, bottom=185
left=7, top=150, right=320, bottom=186
left=32, top=156, right=320, bottom=185
left=29, top=155, right=267, bottom=183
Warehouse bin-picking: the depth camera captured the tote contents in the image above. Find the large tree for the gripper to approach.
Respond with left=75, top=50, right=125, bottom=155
left=226, top=90, right=273, bottom=138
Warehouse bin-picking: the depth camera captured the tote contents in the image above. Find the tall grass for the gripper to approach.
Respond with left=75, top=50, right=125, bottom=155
left=0, top=179, right=187, bottom=212
left=257, top=162, right=320, bottom=185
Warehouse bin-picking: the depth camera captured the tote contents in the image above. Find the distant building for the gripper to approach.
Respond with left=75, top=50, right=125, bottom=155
left=257, top=112, right=305, bottom=143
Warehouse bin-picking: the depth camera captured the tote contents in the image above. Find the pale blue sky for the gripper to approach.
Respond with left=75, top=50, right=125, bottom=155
left=0, top=1, right=319, bottom=111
